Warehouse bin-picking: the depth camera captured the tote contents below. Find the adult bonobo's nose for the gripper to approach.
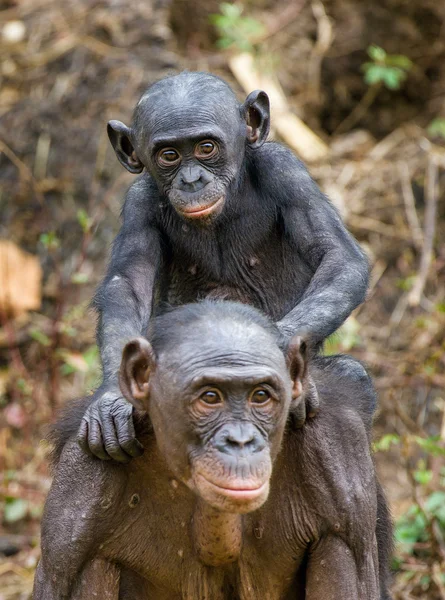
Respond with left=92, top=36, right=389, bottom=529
left=214, top=423, right=266, bottom=455
left=179, top=166, right=212, bottom=193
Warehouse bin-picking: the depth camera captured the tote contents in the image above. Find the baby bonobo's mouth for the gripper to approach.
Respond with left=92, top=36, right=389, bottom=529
left=180, top=196, right=224, bottom=219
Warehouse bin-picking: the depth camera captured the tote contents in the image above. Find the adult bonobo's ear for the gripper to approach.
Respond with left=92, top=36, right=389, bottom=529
left=242, top=90, right=270, bottom=148
left=107, top=120, right=144, bottom=174
left=119, top=338, right=155, bottom=411
left=286, top=335, right=307, bottom=401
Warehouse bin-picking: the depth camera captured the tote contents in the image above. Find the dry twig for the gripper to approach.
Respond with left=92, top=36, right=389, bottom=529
left=408, top=155, right=439, bottom=306
left=398, top=161, right=423, bottom=251
left=307, top=0, right=333, bottom=105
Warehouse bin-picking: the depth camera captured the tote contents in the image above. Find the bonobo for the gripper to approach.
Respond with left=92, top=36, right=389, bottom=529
left=76, top=71, right=372, bottom=462
left=34, top=302, right=392, bottom=600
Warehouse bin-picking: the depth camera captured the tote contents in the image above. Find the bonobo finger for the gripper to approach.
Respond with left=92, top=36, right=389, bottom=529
left=101, top=418, right=132, bottom=463
left=290, top=399, right=306, bottom=429
left=306, top=377, right=320, bottom=418
left=88, top=418, right=111, bottom=461
left=114, top=414, right=144, bottom=459
left=77, top=419, right=93, bottom=457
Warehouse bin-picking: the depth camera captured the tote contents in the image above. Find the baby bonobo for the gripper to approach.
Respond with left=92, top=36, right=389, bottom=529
left=76, top=71, right=373, bottom=462
left=34, top=302, right=392, bottom=600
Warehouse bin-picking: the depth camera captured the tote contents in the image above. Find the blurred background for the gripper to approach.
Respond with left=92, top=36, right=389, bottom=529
left=0, top=0, right=444, bottom=597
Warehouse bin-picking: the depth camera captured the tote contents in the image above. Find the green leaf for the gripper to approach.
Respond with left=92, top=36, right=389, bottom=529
left=425, top=491, right=445, bottom=515
left=414, top=436, right=445, bottom=457
left=77, top=209, right=91, bottom=233
left=386, top=54, right=412, bottom=70
left=39, top=231, right=60, bottom=251
left=29, top=328, right=51, bottom=347
left=4, top=498, right=28, bottom=523
left=71, top=272, right=89, bottom=284
left=368, top=45, right=386, bottom=62
left=364, top=65, right=388, bottom=85
left=381, top=68, right=405, bottom=90
left=395, top=507, right=428, bottom=554
left=396, top=276, right=415, bottom=291
left=373, top=434, right=400, bottom=452
left=220, top=2, right=243, bottom=20
left=427, top=118, right=445, bottom=140
left=82, top=345, right=100, bottom=369
left=413, top=469, right=432, bottom=485
left=211, top=3, right=264, bottom=52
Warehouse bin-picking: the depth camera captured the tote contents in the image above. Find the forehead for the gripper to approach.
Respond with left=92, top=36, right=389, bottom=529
left=136, top=76, right=242, bottom=141
left=157, top=319, right=288, bottom=380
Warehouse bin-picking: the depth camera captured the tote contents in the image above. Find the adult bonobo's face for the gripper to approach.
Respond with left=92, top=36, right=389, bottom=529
left=107, top=72, right=270, bottom=223
left=119, top=306, right=305, bottom=514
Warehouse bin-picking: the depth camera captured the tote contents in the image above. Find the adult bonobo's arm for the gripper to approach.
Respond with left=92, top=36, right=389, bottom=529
left=77, top=179, right=161, bottom=462
left=306, top=534, right=379, bottom=599
left=276, top=156, right=369, bottom=345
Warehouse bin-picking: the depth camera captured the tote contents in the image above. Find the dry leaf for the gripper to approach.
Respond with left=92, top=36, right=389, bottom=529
left=0, top=240, right=42, bottom=317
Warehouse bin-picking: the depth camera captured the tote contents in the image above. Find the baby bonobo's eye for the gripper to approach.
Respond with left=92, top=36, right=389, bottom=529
left=199, top=389, right=223, bottom=406
left=157, top=148, right=181, bottom=167
left=195, top=140, right=218, bottom=159
left=250, top=388, right=272, bottom=405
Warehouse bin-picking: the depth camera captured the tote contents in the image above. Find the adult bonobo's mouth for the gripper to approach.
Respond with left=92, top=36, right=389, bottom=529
left=194, top=472, right=270, bottom=513
left=179, top=196, right=225, bottom=219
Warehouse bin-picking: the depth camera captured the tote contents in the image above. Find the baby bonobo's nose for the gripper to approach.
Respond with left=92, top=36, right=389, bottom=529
left=179, top=167, right=211, bottom=193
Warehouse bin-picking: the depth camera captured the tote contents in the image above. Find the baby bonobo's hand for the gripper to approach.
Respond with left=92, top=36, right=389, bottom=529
left=77, top=389, right=144, bottom=462
left=289, top=375, right=320, bottom=429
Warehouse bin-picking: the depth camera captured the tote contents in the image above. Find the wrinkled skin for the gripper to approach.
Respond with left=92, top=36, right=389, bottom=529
left=74, top=71, right=371, bottom=462
left=34, top=302, right=392, bottom=600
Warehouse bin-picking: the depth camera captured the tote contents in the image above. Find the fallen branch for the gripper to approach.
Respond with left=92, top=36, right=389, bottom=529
left=229, top=52, right=329, bottom=162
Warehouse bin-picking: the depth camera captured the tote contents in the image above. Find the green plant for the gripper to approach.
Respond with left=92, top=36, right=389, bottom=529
left=210, top=3, right=264, bottom=53
left=362, top=45, right=413, bottom=91
left=374, top=432, right=445, bottom=594
left=427, top=118, right=445, bottom=140
left=324, top=317, right=361, bottom=355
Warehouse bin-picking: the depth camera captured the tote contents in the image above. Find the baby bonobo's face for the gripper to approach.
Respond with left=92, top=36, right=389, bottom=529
left=107, top=73, right=270, bottom=226
left=120, top=312, right=305, bottom=514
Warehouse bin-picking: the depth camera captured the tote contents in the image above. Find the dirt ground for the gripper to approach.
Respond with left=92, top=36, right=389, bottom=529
left=0, top=0, right=444, bottom=598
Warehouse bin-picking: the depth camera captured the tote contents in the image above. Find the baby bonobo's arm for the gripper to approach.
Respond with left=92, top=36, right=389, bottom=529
left=276, top=162, right=369, bottom=423
left=77, top=182, right=161, bottom=462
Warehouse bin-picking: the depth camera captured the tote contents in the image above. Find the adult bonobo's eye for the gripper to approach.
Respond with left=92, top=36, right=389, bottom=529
left=199, top=389, right=223, bottom=406
left=250, top=388, right=272, bottom=405
left=195, top=140, right=218, bottom=160
left=157, top=148, right=181, bottom=167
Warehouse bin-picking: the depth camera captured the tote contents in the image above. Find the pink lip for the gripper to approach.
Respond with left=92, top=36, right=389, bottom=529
left=197, top=474, right=268, bottom=500
left=180, top=197, right=224, bottom=218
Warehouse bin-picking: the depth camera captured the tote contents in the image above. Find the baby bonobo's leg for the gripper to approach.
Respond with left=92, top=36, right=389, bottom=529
left=315, top=353, right=377, bottom=429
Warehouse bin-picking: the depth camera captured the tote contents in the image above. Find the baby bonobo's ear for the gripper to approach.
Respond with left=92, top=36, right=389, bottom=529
left=241, top=90, right=270, bottom=149
left=107, top=120, right=144, bottom=174
left=119, top=338, right=155, bottom=411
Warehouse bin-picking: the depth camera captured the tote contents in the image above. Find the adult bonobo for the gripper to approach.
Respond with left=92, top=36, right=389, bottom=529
left=76, top=71, right=373, bottom=462
left=34, top=302, right=392, bottom=600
